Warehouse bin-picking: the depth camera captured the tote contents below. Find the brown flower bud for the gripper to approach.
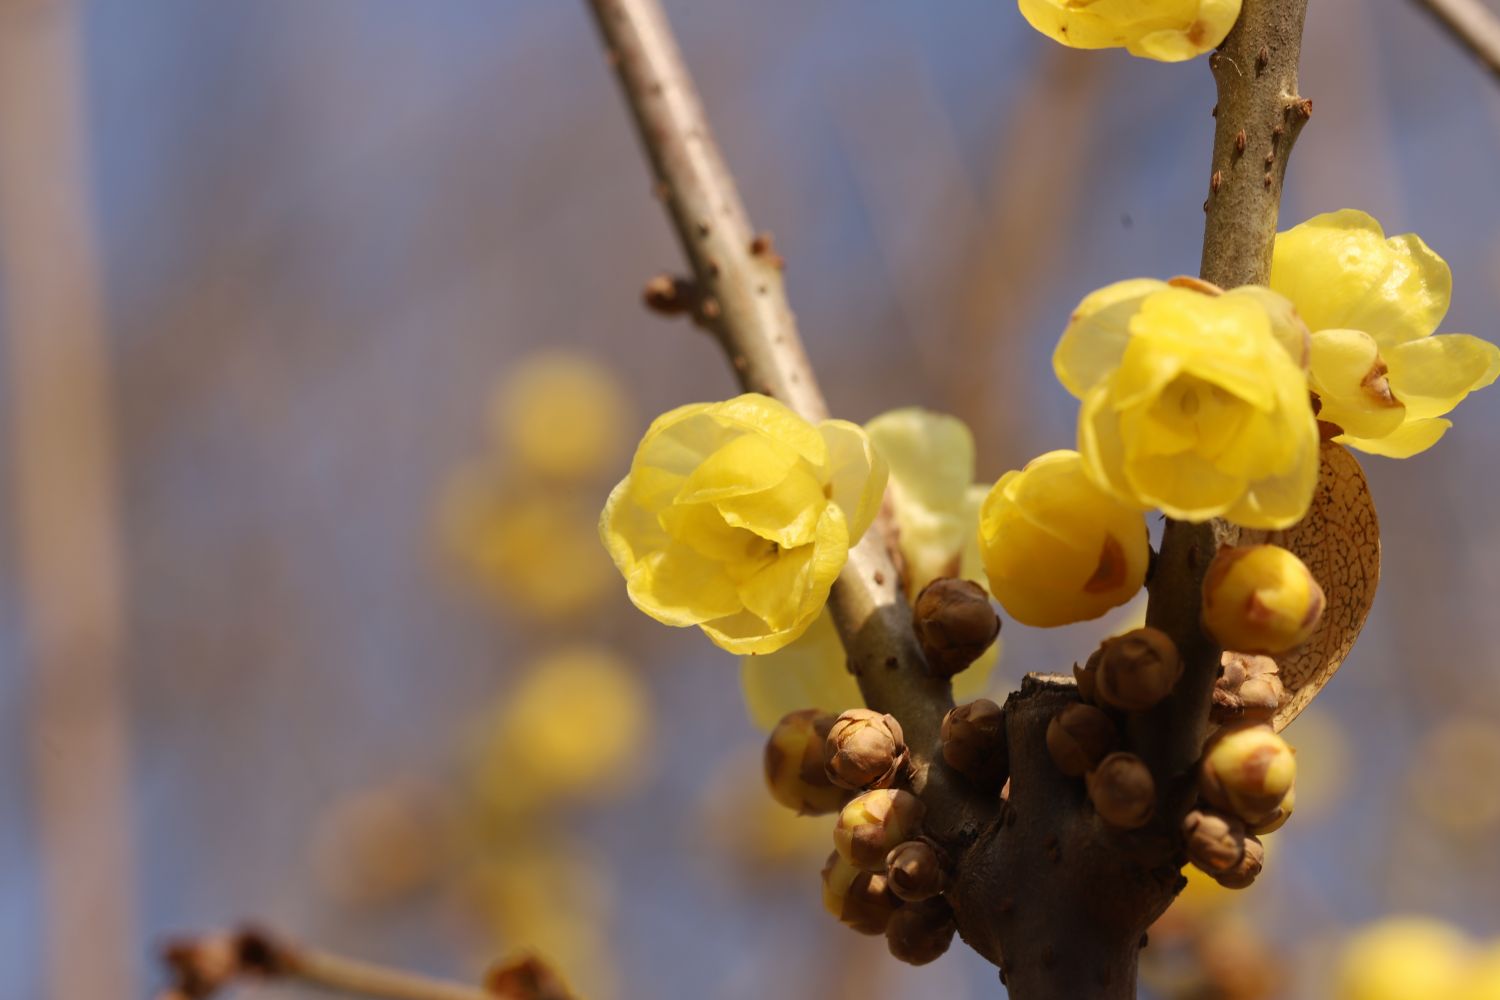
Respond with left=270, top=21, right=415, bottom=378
left=1086, top=752, right=1156, bottom=829
left=1182, top=807, right=1247, bottom=874
left=822, top=851, right=900, bottom=935
left=940, top=699, right=1008, bottom=787
left=913, top=578, right=1001, bottom=677
left=825, top=709, right=908, bottom=791
left=1046, top=703, right=1118, bottom=777
left=885, top=839, right=948, bottom=902
left=1211, top=652, right=1286, bottom=724
left=1199, top=723, right=1296, bottom=827
left=834, top=789, right=927, bottom=871
left=1093, top=627, right=1183, bottom=711
left=764, top=710, right=849, bottom=815
left=885, top=898, right=956, bottom=966
left=1213, top=833, right=1265, bottom=889
left=1074, top=656, right=1099, bottom=703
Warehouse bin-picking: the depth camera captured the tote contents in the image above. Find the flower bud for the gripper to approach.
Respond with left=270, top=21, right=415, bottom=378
left=1250, top=784, right=1295, bottom=835
left=1086, top=752, right=1156, bottom=829
left=1182, top=807, right=1247, bottom=874
left=1093, top=627, right=1183, bottom=711
left=885, top=839, right=948, bottom=902
left=764, top=710, right=849, bottom=816
left=1046, top=703, right=1118, bottom=777
left=1202, top=545, right=1325, bottom=655
left=1074, top=657, right=1099, bottom=703
left=822, top=851, right=899, bottom=935
left=825, top=709, right=908, bottom=791
left=1212, top=652, right=1286, bottom=724
left=913, top=578, right=1001, bottom=677
left=1213, top=833, right=1265, bottom=889
left=940, top=699, right=1008, bottom=787
left=834, top=789, right=927, bottom=872
left=885, top=898, right=956, bottom=966
left=1199, top=723, right=1297, bottom=827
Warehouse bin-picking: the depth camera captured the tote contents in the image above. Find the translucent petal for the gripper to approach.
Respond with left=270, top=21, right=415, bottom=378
left=1224, top=430, right=1319, bottom=530
left=657, top=502, right=776, bottom=571
left=739, top=611, right=861, bottom=730
left=676, top=431, right=802, bottom=504
left=713, top=463, right=827, bottom=549
left=865, top=408, right=977, bottom=592
left=1053, top=278, right=1167, bottom=398
left=626, top=540, right=743, bottom=627
left=818, top=418, right=888, bottom=542
left=1340, top=418, right=1452, bottom=459
left=1384, top=333, right=1500, bottom=420
left=737, top=505, right=849, bottom=638
left=1271, top=210, right=1452, bottom=347
left=1308, top=328, right=1408, bottom=439
left=701, top=608, right=803, bottom=656
left=600, top=476, right=667, bottom=578
left=713, top=394, right=827, bottom=466
left=1124, top=450, right=1243, bottom=520
left=627, top=405, right=737, bottom=509
left=1078, top=386, right=1148, bottom=508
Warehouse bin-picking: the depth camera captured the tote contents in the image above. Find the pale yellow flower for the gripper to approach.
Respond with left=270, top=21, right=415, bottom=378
left=979, top=450, right=1150, bottom=628
left=1337, top=918, right=1474, bottom=1000
left=1018, top=0, right=1242, bottom=62
left=490, top=351, right=631, bottom=482
left=1271, top=210, right=1500, bottom=457
left=1055, top=279, right=1319, bottom=529
left=601, top=394, right=886, bottom=654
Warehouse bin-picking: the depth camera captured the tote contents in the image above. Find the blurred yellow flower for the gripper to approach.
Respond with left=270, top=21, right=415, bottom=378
left=490, top=352, right=631, bottom=482
left=1055, top=280, right=1318, bottom=529
left=1337, top=918, right=1474, bottom=1000
left=979, top=450, right=1149, bottom=628
left=1271, top=210, right=1500, bottom=457
left=601, top=394, right=886, bottom=654
left=697, top=746, right=834, bottom=874
left=471, top=646, right=651, bottom=814
left=440, top=466, right=614, bottom=619
left=309, top=778, right=454, bottom=909
left=1018, top=0, right=1241, bottom=62
left=1460, top=946, right=1500, bottom=1000
left=1409, top=718, right=1500, bottom=840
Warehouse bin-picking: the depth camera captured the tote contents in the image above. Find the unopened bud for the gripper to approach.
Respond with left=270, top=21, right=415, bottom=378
left=885, top=839, right=948, bottom=902
left=822, top=851, right=899, bottom=935
left=1213, top=833, right=1265, bottom=889
left=885, top=898, right=956, bottom=966
left=940, top=699, right=1008, bottom=787
left=1046, top=703, right=1118, bottom=777
left=1086, top=752, right=1156, bottom=829
left=764, top=710, right=849, bottom=815
left=825, top=709, right=908, bottom=791
left=1182, top=807, right=1247, bottom=874
left=913, top=578, right=1001, bottom=677
left=1199, top=723, right=1297, bottom=827
left=1212, top=652, right=1286, bottom=724
left=834, top=789, right=927, bottom=872
left=1250, top=783, right=1295, bottom=835
left=1202, top=545, right=1325, bottom=655
left=1093, top=627, right=1183, bottom=711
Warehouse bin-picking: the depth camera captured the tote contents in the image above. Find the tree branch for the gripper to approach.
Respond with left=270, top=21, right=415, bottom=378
left=1412, top=0, right=1500, bottom=82
left=583, top=0, right=996, bottom=842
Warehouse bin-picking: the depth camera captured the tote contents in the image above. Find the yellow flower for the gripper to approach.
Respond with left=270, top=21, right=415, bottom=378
left=601, top=394, right=886, bottom=654
left=1271, top=210, right=1500, bottom=458
left=1054, top=279, right=1319, bottom=529
left=1018, top=0, right=1241, bottom=62
left=1337, top=918, right=1474, bottom=1000
left=490, top=352, right=631, bottom=482
left=979, top=450, right=1149, bottom=628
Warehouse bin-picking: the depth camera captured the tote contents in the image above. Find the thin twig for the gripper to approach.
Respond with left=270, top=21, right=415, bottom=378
left=1412, top=0, right=1500, bottom=82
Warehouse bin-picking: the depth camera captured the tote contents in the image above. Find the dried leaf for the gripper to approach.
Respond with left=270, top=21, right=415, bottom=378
left=1224, top=442, right=1380, bottom=730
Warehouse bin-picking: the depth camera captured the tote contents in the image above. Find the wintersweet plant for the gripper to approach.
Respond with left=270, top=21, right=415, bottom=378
left=1018, top=0, right=1243, bottom=61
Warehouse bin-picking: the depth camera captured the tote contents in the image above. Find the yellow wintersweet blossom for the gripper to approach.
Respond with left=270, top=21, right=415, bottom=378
left=490, top=351, right=631, bottom=482
left=979, top=450, right=1150, bottom=628
left=1336, top=918, right=1475, bottom=1000
left=1055, top=279, right=1319, bottom=529
left=1271, top=210, right=1500, bottom=457
left=601, top=394, right=886, bottom=654
left=1018, top=0, right=1241, bottom=62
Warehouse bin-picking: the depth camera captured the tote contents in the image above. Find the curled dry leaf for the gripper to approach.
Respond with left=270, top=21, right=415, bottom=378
left=1221, top=442, right=1379, bottom=730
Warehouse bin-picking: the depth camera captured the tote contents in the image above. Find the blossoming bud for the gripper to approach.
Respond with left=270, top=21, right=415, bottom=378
left=885, top=840, right=948, bottom=902
left=824, top=709, right=908, bottom=791
left=1202, top=545, right=1325, bottom=655
left=1212, top=652, right=1286, bottom=724
left=1093, top=627, right=1183, bottom=711
left=1182, top=807, right=1247, bottom=874
left=1046, top=703, right=1118, bottom=777
left=885, top=898, right=956, bottom=966
left=822, top=851, right=900, bottom=935
left=1086, top=752, right=1156, bottom=829
left=940, top=699, right=1008, bottom=787
left=1199, top=723, right=1297, bottom=827
left=834, top=789, right=927, bottom=872
left=764, top=710, right=849, bottom=816
left=1249, top=784, right=1295, bottom=835
left=1213, top=834, right=1265, bottom=890
left=913, top=578, right=1001, bottom=677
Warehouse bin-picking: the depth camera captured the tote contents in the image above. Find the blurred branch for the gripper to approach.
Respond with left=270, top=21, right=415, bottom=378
left=1412, top=0, right=1500, bottom=81
left=0, top=2, right=137, bottom=997
left=582, top=0, right=994, bottom=839
left=158, top=927, right=572, bottom=1000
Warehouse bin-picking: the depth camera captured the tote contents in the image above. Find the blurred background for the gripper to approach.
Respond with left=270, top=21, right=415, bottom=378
left=2, top=0, right=1499, bottom=998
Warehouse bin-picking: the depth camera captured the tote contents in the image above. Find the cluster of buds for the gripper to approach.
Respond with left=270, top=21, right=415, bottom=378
left=1211, top=651, right=1287, bottom=724
left=825, top=709, right=909, bottom=790
left=912, top=578, right=1002, bottom=677
left=834, top=789, right=926, bottom=871
left=822, top=845, right=956, bottom=964
left=1184, top=722, right=1296, bottom=888
left=764, top=710, right=850, bottom=815
left=1078, top=627, right=1184, bottom=712
left=940, top=698, right=1008, bottom=788
left=1201, top=544, right=1325, bottom=655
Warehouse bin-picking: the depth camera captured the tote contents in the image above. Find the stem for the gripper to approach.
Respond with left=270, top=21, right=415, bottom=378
left=1412, top=0, right=1500, bottom=82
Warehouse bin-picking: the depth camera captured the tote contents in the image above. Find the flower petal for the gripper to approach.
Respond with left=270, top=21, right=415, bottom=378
left=1053, top=278, right=1168, bottom=399
left=1308, top=328, right=1408, bottom=439
left=1340, top=418, right=1452, bottom=459
left=1384, top=333, right=1500, bottom=420
left=818, top=418, right=888, bottom=542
